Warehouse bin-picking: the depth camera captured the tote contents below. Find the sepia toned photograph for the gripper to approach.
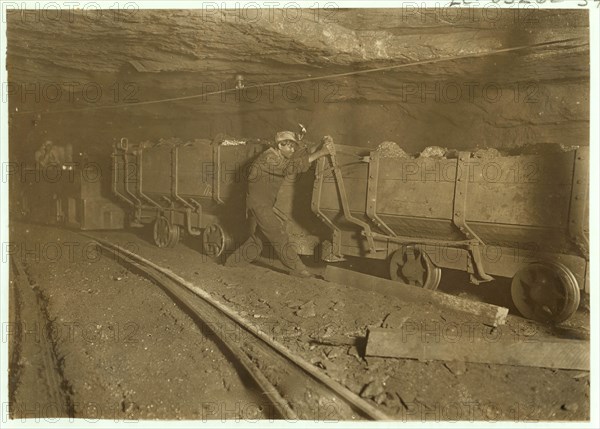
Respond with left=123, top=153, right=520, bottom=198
left=1, top=1, right=597, bottom=426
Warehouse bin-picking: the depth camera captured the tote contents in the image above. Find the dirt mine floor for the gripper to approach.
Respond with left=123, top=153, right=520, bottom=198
left=8, top=221, right=590, bottom=422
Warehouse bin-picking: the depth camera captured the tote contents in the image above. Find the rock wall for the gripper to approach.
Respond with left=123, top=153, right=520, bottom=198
left=7, top=8, right=589, bottom=161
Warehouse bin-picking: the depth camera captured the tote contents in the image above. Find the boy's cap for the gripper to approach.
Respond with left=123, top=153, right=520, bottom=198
left=275, top=131, right=297, bottom=143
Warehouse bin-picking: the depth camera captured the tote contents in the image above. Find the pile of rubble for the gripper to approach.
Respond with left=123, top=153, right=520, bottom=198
left=376, top=141, right=410, bottom=158
left=374, top=141, right=580, bottom=161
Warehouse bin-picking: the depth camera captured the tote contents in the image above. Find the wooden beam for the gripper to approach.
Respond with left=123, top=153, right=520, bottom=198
left=324, top=265, right=508, bottom=326
left=366, top=327, right=589, bottom=371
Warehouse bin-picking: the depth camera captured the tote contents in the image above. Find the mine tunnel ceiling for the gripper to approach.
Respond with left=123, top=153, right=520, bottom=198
left=8, top=8, right=589, bottom=116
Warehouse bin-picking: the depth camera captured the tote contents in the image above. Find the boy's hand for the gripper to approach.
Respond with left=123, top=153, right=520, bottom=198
left=322, top=136, right=335, bottom=155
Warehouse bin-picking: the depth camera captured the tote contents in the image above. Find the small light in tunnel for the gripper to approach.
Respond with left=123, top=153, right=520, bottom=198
left=235, top=74, right=245, bottom=89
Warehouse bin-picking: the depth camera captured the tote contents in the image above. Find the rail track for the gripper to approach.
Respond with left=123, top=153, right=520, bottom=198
left=84, top=234, right=390, bottom=421
left=9, top=256, right=72, bottom=418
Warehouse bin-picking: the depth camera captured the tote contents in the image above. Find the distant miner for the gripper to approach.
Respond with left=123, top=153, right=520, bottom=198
left=35, top=140, right=73, bottom=168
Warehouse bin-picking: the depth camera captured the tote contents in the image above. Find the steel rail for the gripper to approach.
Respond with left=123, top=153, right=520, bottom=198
left=86, top=236, right=297, bottom=420
left=10, top=256, right=72, bottom=417
left=84, top=234, right=390, bottom=421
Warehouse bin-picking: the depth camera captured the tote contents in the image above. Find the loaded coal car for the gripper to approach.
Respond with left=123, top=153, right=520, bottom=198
left=112, top=136, right=324, bottom=258
left=312, top=142, right=589, bottom=323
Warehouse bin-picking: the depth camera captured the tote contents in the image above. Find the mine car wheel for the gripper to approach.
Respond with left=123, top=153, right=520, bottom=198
left=389, top=246, right=441, bottom=290
left=168, top=225, right=181, bottom=248
left=153, top=216, right=180, bottom=248
left=511, top=262, right=580, bottom=324
left=202, top=223, right=229, bottom=258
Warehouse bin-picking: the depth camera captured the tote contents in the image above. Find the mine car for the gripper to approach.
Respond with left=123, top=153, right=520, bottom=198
left=112, top=136, right=324, bottom=258
left=312, top=143, right=589, bottom=323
